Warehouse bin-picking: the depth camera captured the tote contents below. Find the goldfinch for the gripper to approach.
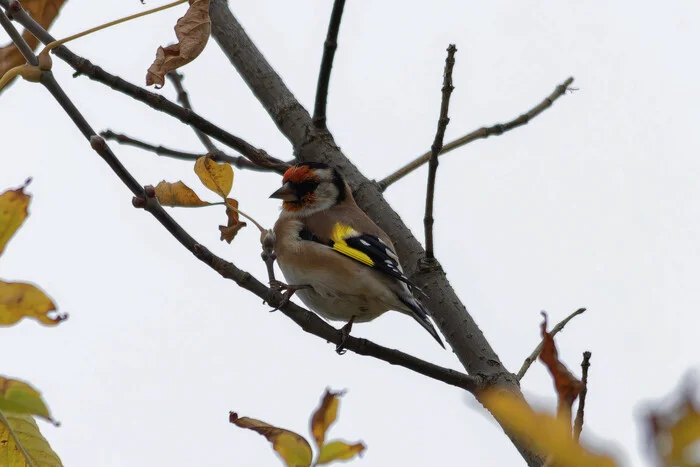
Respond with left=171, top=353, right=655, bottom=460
left=270, top=162, right=444, bottom=349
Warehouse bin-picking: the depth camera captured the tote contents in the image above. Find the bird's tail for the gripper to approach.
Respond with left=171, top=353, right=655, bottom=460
left=398, top=295, right=445, bottom=348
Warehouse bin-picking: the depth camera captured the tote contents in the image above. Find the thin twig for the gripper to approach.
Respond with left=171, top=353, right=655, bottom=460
left=573, top=351, right=591, bottom=442
left=2, top=11, right=481, bottom=393
left=378, top=77, right=575, bottom=191
left=0, top=9, right=36, bottom=66
left=0, top=0, right=289, bottom=174
left=424, top=44, right=456, bottom=260
left=166, top=71, right=218, bottom=153
left=516, top=307, right=586, bottom=380
left=312, top=0, right=346, bottom=129
left=99, top=130, right=268, bottom=171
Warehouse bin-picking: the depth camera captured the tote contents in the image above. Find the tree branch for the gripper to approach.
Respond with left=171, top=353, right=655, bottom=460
left=209, top=3, right=544, bottom=464
left=516, top=308, right=586, bottom=380
left=166, top=71, right=218, bottom=153
left=0, top=6, right=482, bottom=397
left=0, top=0, right=289, bottom=174
left=573, top=351, right=591, bottom=442
left=312, top=0, right=346, bottom=129
left=99, top=129, right=269, bottom=171
left=424, top=45, right=456, bottom=260
left=378, top=77, right=575, bottom=191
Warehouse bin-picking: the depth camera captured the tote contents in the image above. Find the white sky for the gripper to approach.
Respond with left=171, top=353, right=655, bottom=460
left=2, top=0, right=699, bottom=465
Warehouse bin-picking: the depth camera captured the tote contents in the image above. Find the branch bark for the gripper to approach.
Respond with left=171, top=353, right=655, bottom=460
left=166, top=71, right=219, bottom=153
left=424, top=44, right=456, bottom=260
left=209, top=2, right=543, bottom=464
left=573, top=351, right=591, bottom=442
left=312, top=0, right=346, bottom=129
left=378, top=77, right=575, bottom=191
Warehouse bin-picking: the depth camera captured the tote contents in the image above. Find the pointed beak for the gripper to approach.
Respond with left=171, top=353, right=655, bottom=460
left=269, top=183, right=298, bottom=201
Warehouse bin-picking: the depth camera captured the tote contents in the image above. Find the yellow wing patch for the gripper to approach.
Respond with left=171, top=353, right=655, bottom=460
left=330, top=223, right=375, bottom=267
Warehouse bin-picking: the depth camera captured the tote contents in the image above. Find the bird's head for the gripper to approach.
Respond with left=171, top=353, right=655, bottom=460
left=270, top=162, right=346, bottom=215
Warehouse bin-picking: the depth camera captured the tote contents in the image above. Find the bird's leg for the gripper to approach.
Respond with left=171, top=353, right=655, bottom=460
left=268, top=280, right=313, bottom=312
left=335, top=316, right=356, bottom=355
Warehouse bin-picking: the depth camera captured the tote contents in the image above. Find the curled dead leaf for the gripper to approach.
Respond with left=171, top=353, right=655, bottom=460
left=229, top=412, right=312, bottom=467
left=539, top=312, right=583, bottom=422
left=311, top=389, right=343, bottom=449
left=146, top=0, right=211, bottom=87
left=317, top=440, right=365, bottom=465
left=219, top=198, right=246, bottom=243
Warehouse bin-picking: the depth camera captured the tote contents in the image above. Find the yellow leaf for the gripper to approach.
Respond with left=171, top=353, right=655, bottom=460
left=146, top=0, right=210, bottom=87
left=230, top=412, right=312, bottom=467
left=649, top=390, right=700, bottom=466
left=481, top=391, right=617, bottom=467
left=0, top=182, right=31, bottom=256
left=0, top=377, right=53, bottom=423
left=154, top=180, right=211, bottom=207
left=0, top=280, right=65, bottom=326
left=194, top=156, right=233, bottom=198
left=310, top=390, right=343, bottom=448
left=0, top=412, right=62, bottom=466
left=0, top=0, right=66, bottom=94
left=317, top=440, right=365, bottom=465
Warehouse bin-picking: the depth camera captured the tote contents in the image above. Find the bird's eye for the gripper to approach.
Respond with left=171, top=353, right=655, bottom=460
left=295, top=180, right=319, bottom=196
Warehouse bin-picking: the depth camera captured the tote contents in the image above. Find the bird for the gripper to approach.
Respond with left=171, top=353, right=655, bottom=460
left=269, top=161, right=444, bottom=352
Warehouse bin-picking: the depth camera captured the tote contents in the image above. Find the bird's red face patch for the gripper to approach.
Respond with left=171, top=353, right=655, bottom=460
left=282, top=165, right=319, bottom=184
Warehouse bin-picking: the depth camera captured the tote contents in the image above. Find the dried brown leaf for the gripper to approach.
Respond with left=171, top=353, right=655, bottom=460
left=145, top=0, right=210, bottom=87
left=539, top=313, right=583, bottom=423
left=219, top=198, right=246, bottom=243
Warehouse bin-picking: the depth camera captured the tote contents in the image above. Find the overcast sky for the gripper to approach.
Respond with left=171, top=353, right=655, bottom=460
left=2, top=0, right=699, bottom=465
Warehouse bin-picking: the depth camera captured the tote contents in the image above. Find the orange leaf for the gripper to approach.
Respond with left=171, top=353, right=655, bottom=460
left=0, top=0, right=66, bottom=94
left=481, top=390, right=617, bottom=467
left=154, top=180, right=210, bottom=207
left=310, top=389, right=343, bottom=449
left=539, top=313, right=582, bottom=421
left=229, top=412, right=312, bottom=467
left=219, top=198, right=246, bottom=243
left=0, top=280, right=65, bottom=326
left=317, top=440, right=365, bottom=465
left=145, top=0, right=210, bottom=87
left=0, top=181, right=31, bottom=256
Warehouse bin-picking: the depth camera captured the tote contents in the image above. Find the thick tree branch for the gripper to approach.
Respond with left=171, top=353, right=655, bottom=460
left=209, top=2, right=544, bottom=464
left=312, top=0, right=345, bottom=129
left=378, top=77, right=575, bottom=191
left=166, top=71, right=218, bottom=153
left=0, top=0, right=289, bottom=174
left=0, top=6, right=482, bottom=396
left=573, top=351, right=591, bottom=442
left=516, top=308, right=586, bottom=380
left=424, top=45, right=456, bottom=260
left=99, top=129, right=269, bottom=171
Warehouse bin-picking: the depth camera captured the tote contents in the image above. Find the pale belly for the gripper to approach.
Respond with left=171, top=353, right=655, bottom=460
left=278, top=261, right=390, bottom=323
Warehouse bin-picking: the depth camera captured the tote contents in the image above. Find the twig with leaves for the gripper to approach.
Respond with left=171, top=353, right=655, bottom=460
left=424, top=44, right=456, bottom=261
left=378, top=77, right=575, bottom=191
left=517, top=307, right=586, bottom=380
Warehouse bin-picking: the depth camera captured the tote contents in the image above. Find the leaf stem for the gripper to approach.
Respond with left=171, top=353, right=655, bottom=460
left=225, top=201, right=266, bottom=233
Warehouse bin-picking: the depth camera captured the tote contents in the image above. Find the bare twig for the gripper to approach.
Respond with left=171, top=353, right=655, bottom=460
left=166, top=71, right=218, bottom=153
left=517, top=307, right=586, bottom=380
left=0, top=7, right=482, bottom=395
left=424, top=45, right=456, bottom=260
left=99, top=129, right=268, bottom=171
left=312, top=0, right=346, bottom=129
left=378, top=77, right=575, bottom=191
left=0, top=0, right=289, bottom=174
left=573, top=351, right=591, bottom=441
left=0, top=8, right=36, bottom=66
